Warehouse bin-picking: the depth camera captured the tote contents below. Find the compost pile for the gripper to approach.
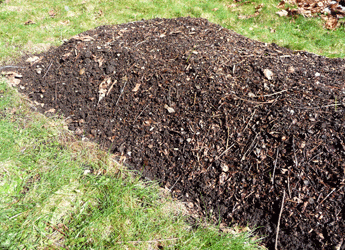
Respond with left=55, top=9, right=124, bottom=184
left=16, top=18, right=345, bottom=249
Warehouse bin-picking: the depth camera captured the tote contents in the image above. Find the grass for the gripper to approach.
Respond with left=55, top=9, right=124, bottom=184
left=0, top=0, right=344, bottom=64
left=0, top=80, right=262, bottom=249
left=0, top=0, right=344, bottom=248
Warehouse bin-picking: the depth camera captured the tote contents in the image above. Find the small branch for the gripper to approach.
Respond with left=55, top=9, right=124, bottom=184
left=0, top=66, right=26, bottom=71
left=134, top=104, right=149, bottom=123
left=275, top=190, right=286, bottom=250
left=232, top=94, right=275, bottom=104
left=241, top=133, right=258, bottom=161
left=242, top=109, right=256, bottom=133
left=168, top=176, right=181, bottom=192
left=256, top=89, right=288, bottom=98
left=293, top=103, right=344, bottom=110
left=292, top=136, right=298, bottom=168
left=287, top=175, right=291, bottom=198
left=271, top=148, right=279, bottom=185
left=116, top=237, right=179, bottom=244
left=317, top=188, right=336, bottom=209
left=43, top=62, right=53, bottom=78
left=217, top=143, right=235, bottom=160
left=115, top=80, right=127, bottom=106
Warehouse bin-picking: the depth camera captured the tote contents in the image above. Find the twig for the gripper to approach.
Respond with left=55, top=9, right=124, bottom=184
left=43, top=62, right=53, bottom=78
left=317, top=188, right=336, bottom=209
left=232, top=94, right=275, bottom=104
left=9, top=212, right=23, bottom=220
left=287, top=175, right=291, bottom=198
left=0, top=65, right=26, bottom=71
left=256, top=89, right=288, bottom=98
left=242, top=109, right=256, bottom=133
left=275, top=190, right=286, bottom=250
left=115, top=80, right=127, bottom=106
left=134, top=104, right=149, bottom=123
left=44, top=222, right=66, bottom=236
left=216, top=143, right=235, bottom=160
left=168, top=176, right=181, bottom=192
left=293, top=103, right=344, bottom=110
left=292, top=136, right=298, bottom=168
left=271, top=148, right=279, bottom=185
left=116, top=237, right=179, bottom=244
left=135, top=39, right=148, bottom=47
left=241, top=133, right=258, bottom=161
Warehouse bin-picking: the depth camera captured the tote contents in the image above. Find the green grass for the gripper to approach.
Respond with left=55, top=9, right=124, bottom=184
left=0, top=80, right=262, bottom=249
left=0, top=0, right=344, bottom=64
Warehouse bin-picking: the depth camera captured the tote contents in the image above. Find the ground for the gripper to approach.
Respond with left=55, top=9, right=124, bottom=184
left=6, top=17, right=345, bottom=249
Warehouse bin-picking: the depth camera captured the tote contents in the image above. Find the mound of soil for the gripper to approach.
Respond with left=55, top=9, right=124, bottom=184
left=14, top=17, right=345, bottom=249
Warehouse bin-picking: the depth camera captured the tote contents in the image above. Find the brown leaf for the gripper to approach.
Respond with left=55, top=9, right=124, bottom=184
left=276, top=9, right=288, bottom=16
left=71, top=35, right=95, bottom=41
left=60, top=20, right=70, bottom=25
left=48, top=9, right=56, bottom=17
left=132, top=83, right=141, bottom=92
left=24, top=20, right=36, bottom=25
left=277, top=1, right=285, bottom=9
left=325, top=16, right=338, bottom=30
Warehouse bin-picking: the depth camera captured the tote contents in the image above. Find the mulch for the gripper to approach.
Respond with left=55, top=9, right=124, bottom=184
left=8, top=17, right=345, bottom=249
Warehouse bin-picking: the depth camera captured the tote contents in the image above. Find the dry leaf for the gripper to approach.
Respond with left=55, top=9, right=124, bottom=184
left=164, top=104, right=175, bottom=113
left=212, top=8, right=219, bottom=11
left=325, top=16, right=338, bottom=30
left=227, top=4, right=237, bottom=8
left=72, top=35, right=95, bottom=41
left=98, top=77, right=116, bottom=104
left=48, top=9, right=56, bottom=17
left=276, top=9, right=288, bottom=16
left=60, top=20, right=70, bottom=25
left=2, top=72, right=21, bottom=87
left=132, top=83, right=141, bottom=92
left=45, top=108, right=56, bottom=113
left=277, top=1, right=285, bottom=9
left=96, top=57, right=105, bottom=67
left=264, top=69, right=274, bottom=80
left=26, top=56, right=40, bottom=64
left=24, top=20, right=35, bottom=25
left=61, top=52, right=71, bottom=61
left=238, top=3, right=263, bottom=19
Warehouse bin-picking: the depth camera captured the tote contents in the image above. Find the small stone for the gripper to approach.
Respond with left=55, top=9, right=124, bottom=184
left=164, top=104, right=175, bottom=113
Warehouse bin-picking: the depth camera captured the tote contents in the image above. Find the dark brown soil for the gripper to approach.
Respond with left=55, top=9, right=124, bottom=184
left=11, top=17, right=345, bottom=249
